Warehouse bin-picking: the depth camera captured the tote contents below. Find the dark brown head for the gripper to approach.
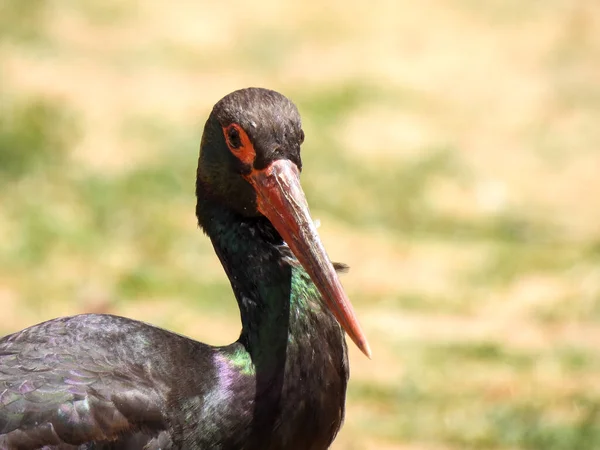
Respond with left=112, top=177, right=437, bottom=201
left=197, top=88, right=304, bottom=216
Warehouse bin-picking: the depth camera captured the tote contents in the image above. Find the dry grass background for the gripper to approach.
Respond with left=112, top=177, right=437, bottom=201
left=1, top=0, right=600, bottom=448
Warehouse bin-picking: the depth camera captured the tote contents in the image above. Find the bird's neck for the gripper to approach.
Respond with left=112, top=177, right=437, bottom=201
left=196, top=193, right=348, bottom=448
left=196, top=195, right=341, bottom=365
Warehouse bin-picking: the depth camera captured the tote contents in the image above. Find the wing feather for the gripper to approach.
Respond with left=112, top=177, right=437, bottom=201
left=0, top=315, right=175, bottom=449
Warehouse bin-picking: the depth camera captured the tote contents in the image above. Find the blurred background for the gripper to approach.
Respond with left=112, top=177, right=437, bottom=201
left=1, top=0, right=600, bottom=448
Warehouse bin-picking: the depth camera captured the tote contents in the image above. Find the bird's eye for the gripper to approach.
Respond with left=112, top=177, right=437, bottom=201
left=227, top=126, right=242, bottom=149
left=299, top=129, right=305, bottom=144
left=222, top=123, right=256, bottom=165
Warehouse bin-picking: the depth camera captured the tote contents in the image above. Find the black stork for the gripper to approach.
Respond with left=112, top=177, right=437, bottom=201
left=0, top=87, right=371, bottom=449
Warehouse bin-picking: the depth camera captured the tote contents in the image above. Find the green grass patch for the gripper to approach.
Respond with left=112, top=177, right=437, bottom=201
left=348, top=345, right=600, bottom=449
left=295, top=83, right=388, bottom=126
left=488, top=400, right=600, bottom=450
left=356, top=290, right=479, bottom=315
left=468, top=240, right=584, bottom=287
left=0, top=0, right=48, bottom=43
left=0, top=94, right=78, bottom=181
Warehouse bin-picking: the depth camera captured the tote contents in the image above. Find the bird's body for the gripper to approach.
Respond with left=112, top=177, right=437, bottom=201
left=0, top=88, right=367, bottom=449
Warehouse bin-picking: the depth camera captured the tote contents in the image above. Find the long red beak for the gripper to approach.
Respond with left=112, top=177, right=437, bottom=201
left=245, top=159, right=371, bottom=358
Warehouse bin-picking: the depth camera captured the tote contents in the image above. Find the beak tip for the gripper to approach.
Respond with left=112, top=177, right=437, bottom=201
left=350, top=333, right=371, bottom=359
left=361, top=340, right=372, bottom=359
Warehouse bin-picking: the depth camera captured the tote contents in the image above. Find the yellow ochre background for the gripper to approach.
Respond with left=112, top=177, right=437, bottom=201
left=1, top=1, right=599, bottom=448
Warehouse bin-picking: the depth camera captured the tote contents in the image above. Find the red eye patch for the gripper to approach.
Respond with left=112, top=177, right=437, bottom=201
left=223, top=123, right=256, bottom=166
